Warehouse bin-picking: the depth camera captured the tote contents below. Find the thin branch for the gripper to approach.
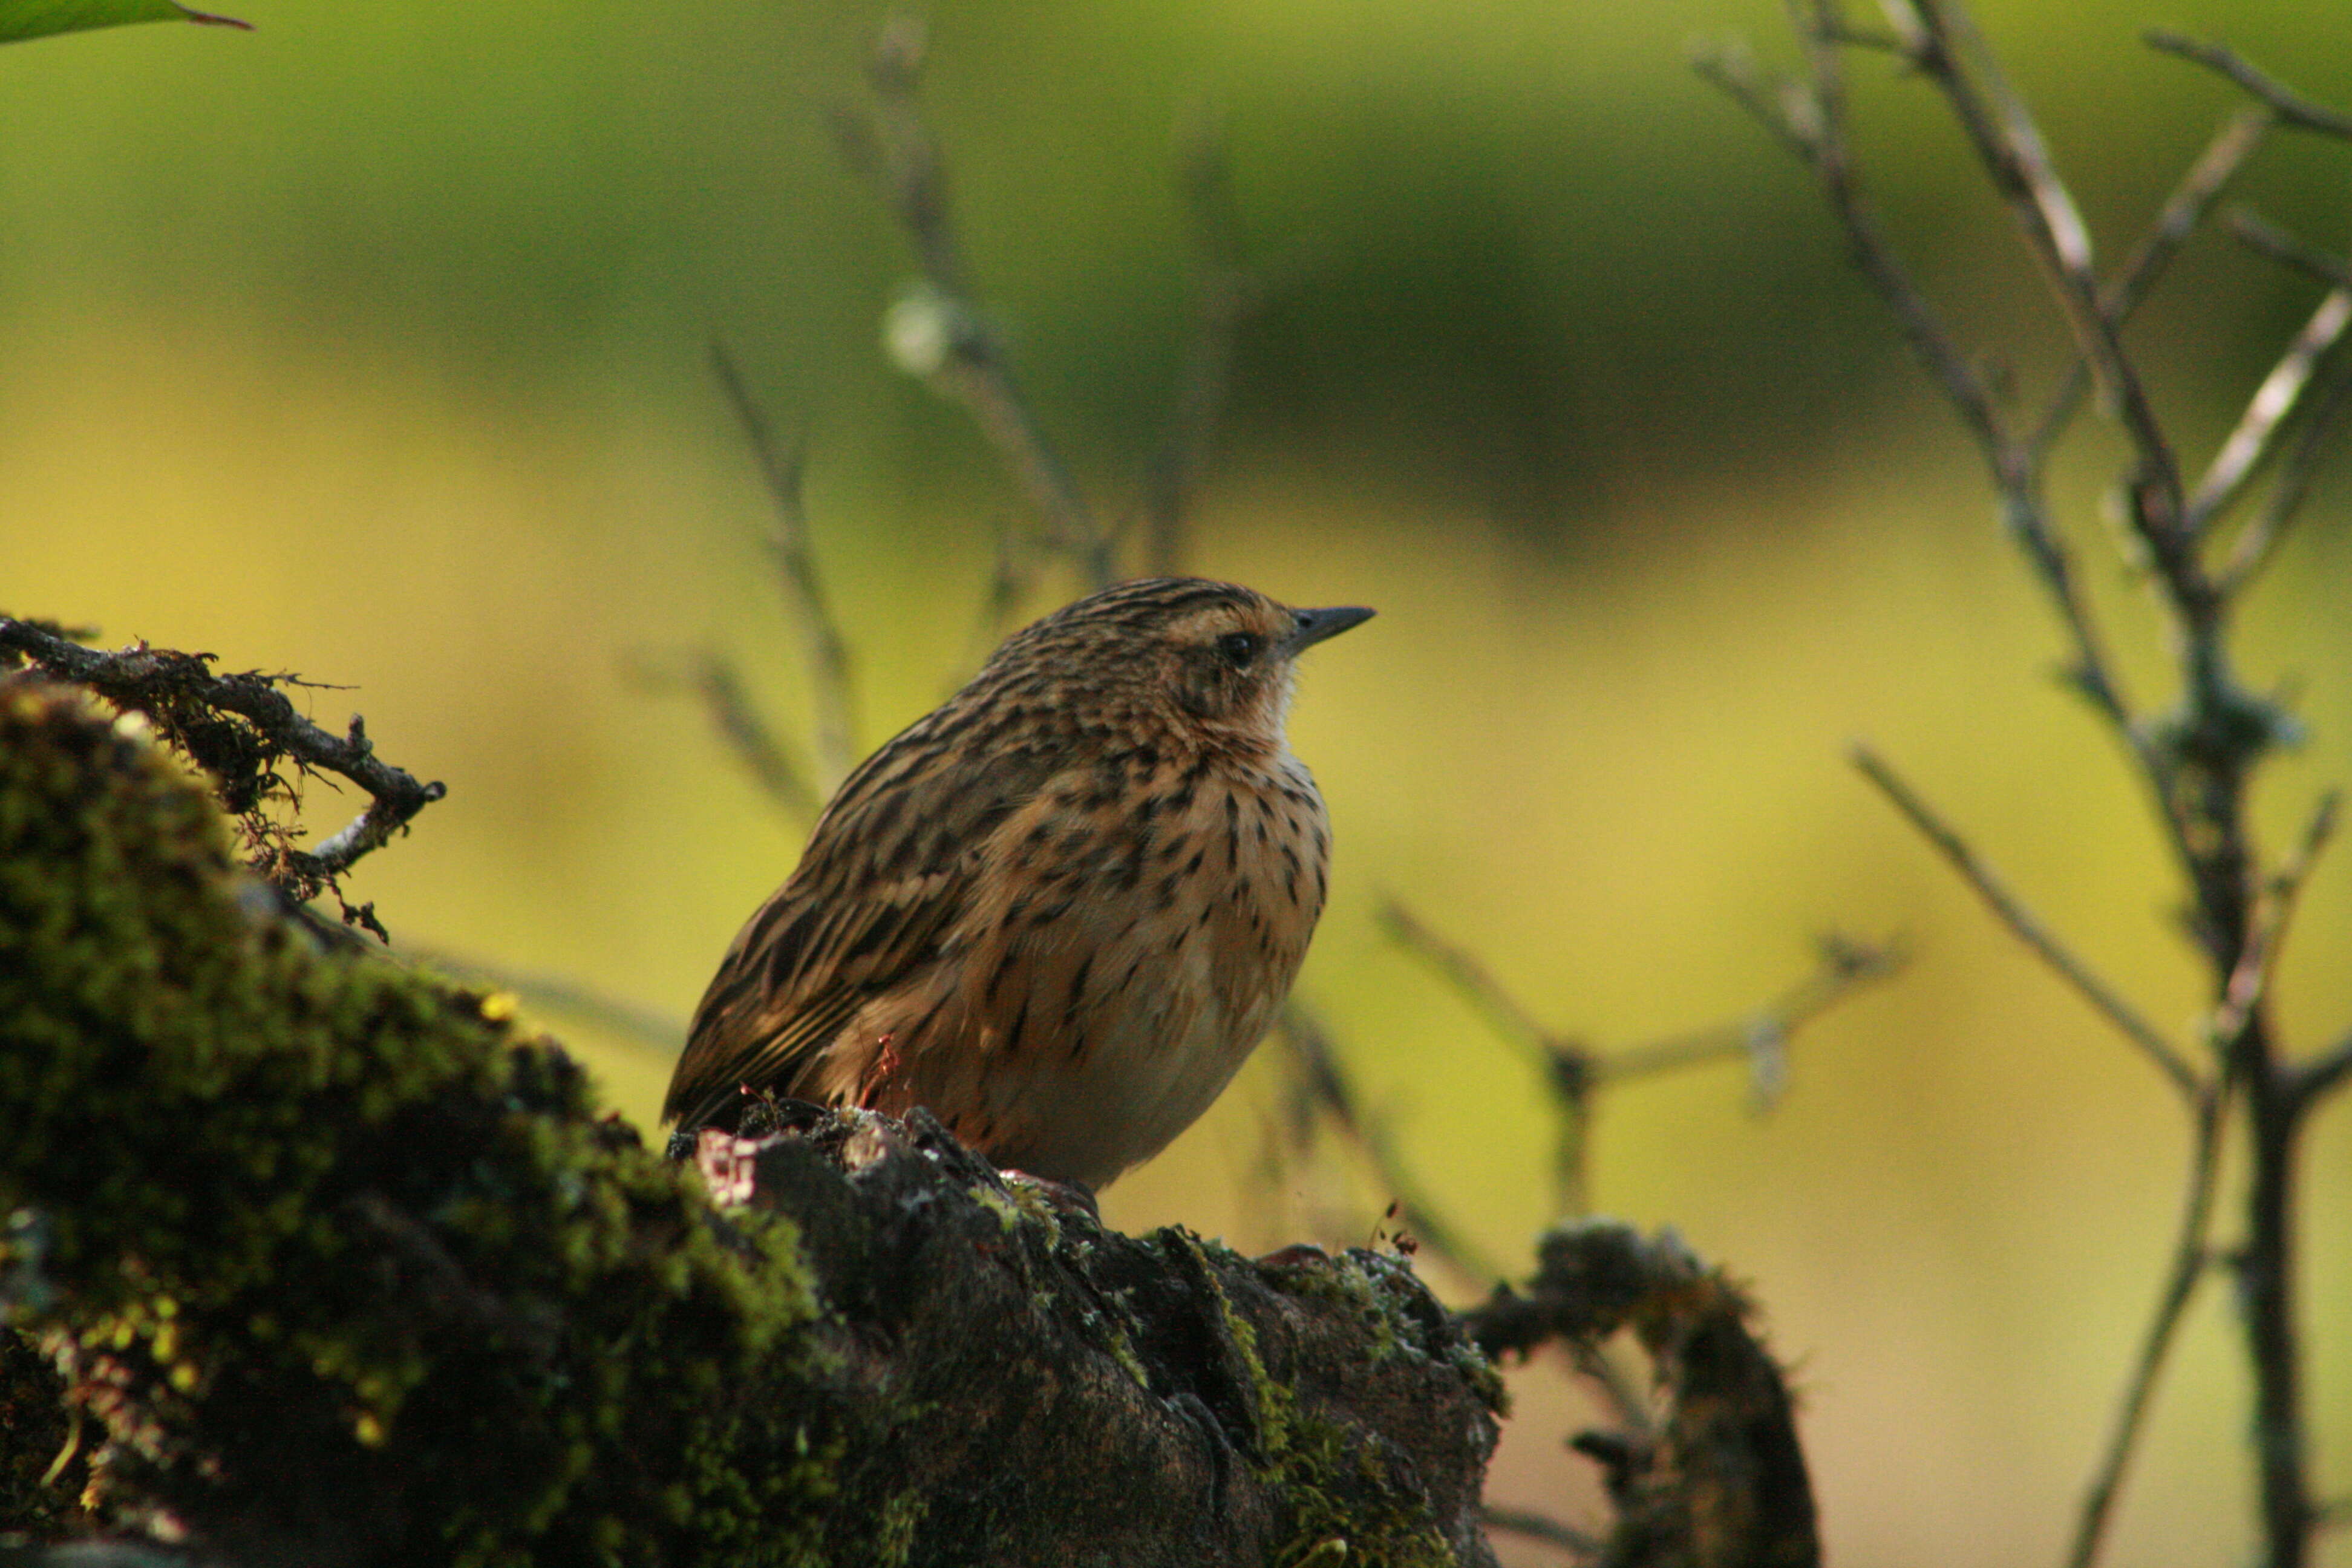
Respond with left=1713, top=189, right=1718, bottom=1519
left=0, top=616, right=445, bottom=889
left=2028, top=107, right=2276, bottom=461
left=402, top=950, right=687, bottom=1056
left=1140, top=108, right=1259, bottom=578
left=2213, top=792, right=2341, bottom=1054
left=1907, top=0, right=2190, bottom=554
left=1382, top=896, right=1899, bottom=1218
left=1567, top=1339, right=1657, bottom=1443
left=708, top=345, right=860, bottom=793
left=1699, top=13, right=2138, bottom=732
left=1480, top=1503, right=1602, bottom=1558
left=2186, top=282, right=2352, bottom=534
left=950, top=511, right=1042, bottom=687
left=2218, top=359, right=2352, bottom=596
left=1852, top=744, right=2201, bottom=1097
left=623, top=647, right=820, bottom=822
left=1383, top=897, right=1900, bottom=1090
left=1377, top=898, right=1555, bottom=1058
left=1593, top=934, right=1904, bottom=1094
left=837, top=15, right=1112, bottom=586
left=1269, top=1002, right=1508, bottom=1285
left=2227, top=209, right=2352, bottom=291
left=2065, top=1080, right=2229, bottom=1568
left=1693, top=29, right=2010, bottom=463
left=2145, top=32, right=2352, bottom=141
left=2293, top=1026, right=2352, bottom=1109
left=1375, top=898, right=1599, bottom=1216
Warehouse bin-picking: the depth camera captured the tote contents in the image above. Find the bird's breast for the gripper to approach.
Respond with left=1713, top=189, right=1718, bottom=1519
left=923, top=752, right=1332, bottom=1185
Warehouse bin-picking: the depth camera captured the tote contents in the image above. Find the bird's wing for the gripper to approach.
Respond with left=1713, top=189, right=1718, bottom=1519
left=663, top=713, right=1073, bottom=1128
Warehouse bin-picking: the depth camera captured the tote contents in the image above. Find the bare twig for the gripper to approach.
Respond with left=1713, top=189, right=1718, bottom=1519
left=837, top=15, right=1112, bottom=586
left=951, top=512, right=1039, bottom=684
left=1269, top=1003, right=1507, bottom=1285
left=2292, top=1027, right=2352, bottom=1109
left=2227, top=209, right=2352, bottom=291
left=2065, top=1081, right=2229, bottom=1568
left=708, top=345, right=860, bottom=792
left=2028, top=107, right=2276, bottom=461
left=403, top=950, right=687, bottom=1056
left=2218, top=361, right=2352, bottom=596
left=1376, top=898, right=1555, bottom=1057
left=1593, top=933, right=1902, bottom=1094
left=1697, top=13, right=2138, bottom=733
left=1693, top=32, right=2010, bottom=465
left=1382, top=897, right=1899, bottom=1215
left=1373, top=892, right=1595, bottom=1215
left=1734, top=11, right=2350, bottom=1564
left=2214, top=793, right=2342, bottom=1052
left=1141, top=108, right=1259, bottom=577
left=2187, top=283, right=2352, bottom=533
left=624, top=647, right=820, bottom=822
left=1480, top=1502, right=1601, bottom=1558
left=1851, top=745, right=2200, bottom=1096
left=0, top=616, right=445, bottom=893
left=2145, top=32, right=2352, bottom=141
left=1907, top=0, right=2189, bottom=553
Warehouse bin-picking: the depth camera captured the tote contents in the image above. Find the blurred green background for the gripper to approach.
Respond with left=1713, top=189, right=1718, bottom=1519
left=5, top=1, right=2350, bottom=1562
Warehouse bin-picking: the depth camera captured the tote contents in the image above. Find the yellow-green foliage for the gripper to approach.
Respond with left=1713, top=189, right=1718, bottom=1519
left=0, top=681, right=834, bottom=1563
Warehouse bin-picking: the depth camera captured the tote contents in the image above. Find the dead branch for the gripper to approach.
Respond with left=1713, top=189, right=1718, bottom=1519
left=1851, top=745, right=2198, bottom=1096
left=2144, top=32, right=2352, bottom=140
left=1461, top=1221, right=1820, bottom=1568
left=2028, top=106, right=2275, bottom=460
left=2063, top=1080, right=2228, bottom=1568
left=834, top=15, right=1112, bottom=587
left=708, top=344, right=860, bottom=792
left=0, top=615, right=443, bottom=906
left=2217, top=361, right=2352, bottom=595
left=1140, top=107, right=1261, bottom=577
left=1380, top=897, right=1900, bottom=1214
left=1714, top=8, right=2352, bottom=1564
left=2187, top=281, right=2352, bottom=533
left=1478, top=1501, right=1601, bottom=1558
left=621, top=645, right=821, bottom=822
left=1694, top=15, right=2140, bottom=736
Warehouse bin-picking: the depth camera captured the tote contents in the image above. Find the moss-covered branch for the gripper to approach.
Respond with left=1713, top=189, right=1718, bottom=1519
left=0, top=675, right=1506, bottom=1565
left=1465, top=1221, right=1819, bottom=1568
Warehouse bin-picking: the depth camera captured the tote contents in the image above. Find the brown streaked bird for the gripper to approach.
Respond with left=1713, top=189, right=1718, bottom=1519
left=664, top=577, right=1371, bottom=1191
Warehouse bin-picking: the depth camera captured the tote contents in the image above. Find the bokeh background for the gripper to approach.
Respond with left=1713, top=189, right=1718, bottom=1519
left=5, top=1, right=2349, bottom=1562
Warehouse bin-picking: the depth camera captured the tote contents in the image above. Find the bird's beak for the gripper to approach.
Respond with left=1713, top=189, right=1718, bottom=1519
left=1285, top=604, right=1376, bottom=653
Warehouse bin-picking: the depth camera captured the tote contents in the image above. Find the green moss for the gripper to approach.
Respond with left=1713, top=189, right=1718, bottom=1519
left=1177, top=1235, right=1455, bottom=1568
left=0, top=680, right=841, bottom=1563
left=874, top=1487, right=927, bottom=1567
left=1259, top=1248, right=1508, bottom=1417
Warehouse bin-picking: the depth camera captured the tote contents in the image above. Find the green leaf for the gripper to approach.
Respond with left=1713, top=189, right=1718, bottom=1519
left=0, top=0, right=250, bottom=44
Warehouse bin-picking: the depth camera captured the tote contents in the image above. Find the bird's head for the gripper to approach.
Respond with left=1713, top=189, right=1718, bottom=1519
left=993, top=578, right=1374, bottom=749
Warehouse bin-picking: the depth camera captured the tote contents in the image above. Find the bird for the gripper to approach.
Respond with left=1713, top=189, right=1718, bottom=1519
left=664, top=576, right=1372, bottom=1191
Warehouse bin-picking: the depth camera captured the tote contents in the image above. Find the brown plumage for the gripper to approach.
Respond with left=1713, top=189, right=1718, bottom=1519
left=665, top=577, right=1371, bottom=1189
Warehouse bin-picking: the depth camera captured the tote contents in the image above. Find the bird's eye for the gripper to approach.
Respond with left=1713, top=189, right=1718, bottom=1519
left=1217, top=632, right=1262, bottom=668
